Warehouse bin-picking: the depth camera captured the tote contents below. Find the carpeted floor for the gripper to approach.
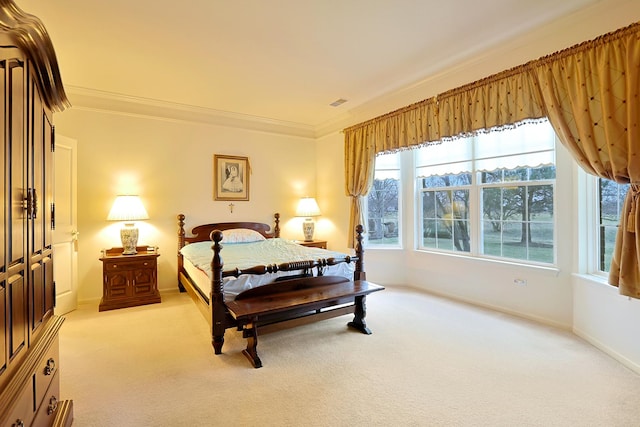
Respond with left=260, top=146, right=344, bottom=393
left=59, top=287, right=640, bottom=426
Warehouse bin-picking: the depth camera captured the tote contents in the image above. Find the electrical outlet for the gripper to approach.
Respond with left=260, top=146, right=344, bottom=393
left=513, top=278, right=527, bottom=286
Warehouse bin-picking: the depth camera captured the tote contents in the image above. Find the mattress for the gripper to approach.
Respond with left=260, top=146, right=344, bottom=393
left=180, top=238, right=355, bottom=300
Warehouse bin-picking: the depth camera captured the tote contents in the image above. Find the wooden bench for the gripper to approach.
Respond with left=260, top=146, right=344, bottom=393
left=225, top=276, right=384, bottom=368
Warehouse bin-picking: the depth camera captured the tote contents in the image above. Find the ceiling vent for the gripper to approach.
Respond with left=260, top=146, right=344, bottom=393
left=329, top=98, right=348, bottom=107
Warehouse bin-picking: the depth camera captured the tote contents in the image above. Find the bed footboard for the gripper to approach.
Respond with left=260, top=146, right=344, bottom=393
left=208, top=225, right=366, bottom=357
left=176, top=213, right=370, bottom=365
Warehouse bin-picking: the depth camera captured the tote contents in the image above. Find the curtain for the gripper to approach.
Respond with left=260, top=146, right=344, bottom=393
left=343, top=21, right=640, bottom=297
left=531, top=24, right=640, bottom=297
left=344, top=125, right=376, bottom=248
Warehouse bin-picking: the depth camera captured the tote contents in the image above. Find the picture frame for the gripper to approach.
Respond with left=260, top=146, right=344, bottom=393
left=213, top=154, right=250, bottom=201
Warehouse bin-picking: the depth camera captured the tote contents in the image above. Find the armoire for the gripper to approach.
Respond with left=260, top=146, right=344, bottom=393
left=0, top=1, right=73, bottom=426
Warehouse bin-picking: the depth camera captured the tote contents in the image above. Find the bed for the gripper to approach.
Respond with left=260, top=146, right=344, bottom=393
left=177, top=213, right=382, bottom=367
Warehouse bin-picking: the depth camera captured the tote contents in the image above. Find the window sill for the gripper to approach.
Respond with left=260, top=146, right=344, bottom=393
left=365, top=245, right=403, bottom=250
left=415, top=248, right=561, bottom=276
left=573, top=272, right=611, bottom=287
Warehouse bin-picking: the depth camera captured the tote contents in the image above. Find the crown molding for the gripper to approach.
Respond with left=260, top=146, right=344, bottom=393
left=66, top=86, right=317, bottom=139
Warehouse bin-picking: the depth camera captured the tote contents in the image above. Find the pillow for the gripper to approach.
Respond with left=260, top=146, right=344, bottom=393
left=222, top=228, right=267, bottom=243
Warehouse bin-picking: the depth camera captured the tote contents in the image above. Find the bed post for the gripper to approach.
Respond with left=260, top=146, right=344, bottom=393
left=210, top=230, right=226, bottom=355
left=177, top=214, right=186, bottom=291
left=274, top=212, right=280, bottom=238
left=354, top=224, right=366, bottom=280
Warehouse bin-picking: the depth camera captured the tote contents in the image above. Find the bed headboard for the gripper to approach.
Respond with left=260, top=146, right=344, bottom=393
left=177, top=213, right=280, bottom=249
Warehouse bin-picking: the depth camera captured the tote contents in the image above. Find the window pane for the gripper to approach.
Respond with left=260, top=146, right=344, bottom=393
left=480, top=170, right=503, bottom=184
left=530, top=165, right=556, bottom=180
left=598, top=179, right=629, bottom=272
left=600, top=225, right=618, bottom=272
left=482, top=187, right=503, bottom=222
left=435, top=191, right=451, bottom=218
left=502, top=221, right=525, bottom=259
left=423, top=219, right=438, bottom=248
left=480, top=184, right=554, bottom=263
left=529, top=185, right=554, bottom=220
left=529, top=223, right=554, bottom=263
left=367, top=151, right=401, bottom=247
left=481, top=165, right=556, bottom=184
left=421, top=189, right=471, bottom=253
left=421, top=172, right=471, bottom=188
left=452, top=219, right=471, bottom=252
left=367, top=177, right=399, bottom=245
left=482, top=220, right=502, bottom=257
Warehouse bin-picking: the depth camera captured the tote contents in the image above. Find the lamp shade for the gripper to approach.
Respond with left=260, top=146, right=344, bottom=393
left=295, top=197, right=321, bottom=217
left=107, top=195, right=149, bottom=221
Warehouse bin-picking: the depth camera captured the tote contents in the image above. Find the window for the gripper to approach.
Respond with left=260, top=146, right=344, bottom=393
left=598, top=179, right=629, bottom=272
left=417, top=120, right=556, bottom=265
left=366, top=152, right=400, bottom=247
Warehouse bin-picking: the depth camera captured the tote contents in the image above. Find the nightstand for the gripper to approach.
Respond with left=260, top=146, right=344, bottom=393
left=297, top=240, right=327, bottom=249
left=99, top=246, right=161, bottom=311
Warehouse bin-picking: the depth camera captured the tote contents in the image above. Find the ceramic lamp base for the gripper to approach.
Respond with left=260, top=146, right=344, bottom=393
left=120, top=223, right=139, bottom=255
left=302, top=218, right=315, bottom=242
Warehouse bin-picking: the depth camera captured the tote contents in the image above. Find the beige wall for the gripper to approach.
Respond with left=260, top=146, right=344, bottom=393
left=55, top=109, right=319, bottom=302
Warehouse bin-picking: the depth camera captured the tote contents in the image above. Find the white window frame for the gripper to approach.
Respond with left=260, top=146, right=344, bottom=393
left=415, top=121, right=557, bottom=267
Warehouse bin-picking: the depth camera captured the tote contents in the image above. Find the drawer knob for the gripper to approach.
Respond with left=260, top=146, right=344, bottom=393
left=47, top=396, right=59, bottom=415
left=44, top=357, right=56, bottom=375
left=12, top=420, right=25, bottom=427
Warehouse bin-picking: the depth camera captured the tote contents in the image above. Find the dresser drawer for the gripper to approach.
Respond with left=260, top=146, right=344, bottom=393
left=33, top=371, right=60, bottom=427
left=35, top=339, right=59, bottom=409
left=5, top=380, right=34, bottom=427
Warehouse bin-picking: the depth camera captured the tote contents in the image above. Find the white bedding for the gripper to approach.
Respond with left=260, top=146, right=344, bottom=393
left=180, top=238, right=355, bottom=300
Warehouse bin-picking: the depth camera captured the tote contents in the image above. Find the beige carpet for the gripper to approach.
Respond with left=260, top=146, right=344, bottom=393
left=59, top=287, right=640, bottom=426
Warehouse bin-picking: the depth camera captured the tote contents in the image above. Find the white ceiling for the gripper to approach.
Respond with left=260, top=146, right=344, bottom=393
left=13, top=0, right=626, bottom=136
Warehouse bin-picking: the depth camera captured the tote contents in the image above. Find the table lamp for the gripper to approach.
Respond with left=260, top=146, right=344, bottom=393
left=296, top=197, right=321, bottom=241
left=107, top=195, right=149, bottom=255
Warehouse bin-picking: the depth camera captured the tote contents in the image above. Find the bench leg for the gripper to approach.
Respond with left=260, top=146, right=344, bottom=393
left=242, top=319, right=263, bottom=368
left=212, top=335, right=224, bottom=354
left=348, top=295, right=372, bottom=334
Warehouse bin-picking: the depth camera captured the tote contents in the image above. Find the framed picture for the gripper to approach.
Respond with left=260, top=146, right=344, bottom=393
left=213, top=154, right=250, bottom=201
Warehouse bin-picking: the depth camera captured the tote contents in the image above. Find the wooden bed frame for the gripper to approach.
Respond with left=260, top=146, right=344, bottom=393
left=177, top=213, right=382, bottom=367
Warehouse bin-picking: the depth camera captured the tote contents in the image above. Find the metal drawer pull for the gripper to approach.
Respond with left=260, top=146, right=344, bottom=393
left=44, top=357, right=56, bottom=375
left=12, top=420, right=25, bottom=427
left=47, top=396, right=58, bottom=415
